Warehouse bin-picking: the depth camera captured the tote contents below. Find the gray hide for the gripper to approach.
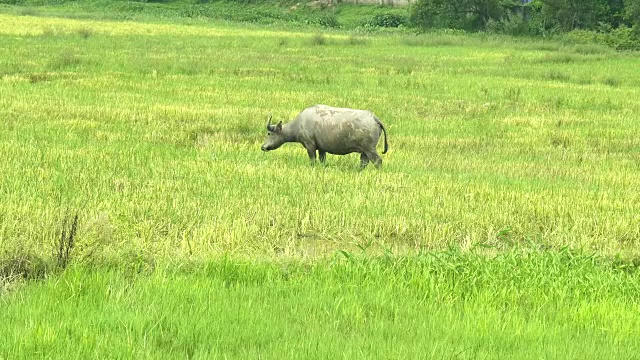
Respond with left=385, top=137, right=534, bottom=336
left=261, top=104, right=389, bottom=168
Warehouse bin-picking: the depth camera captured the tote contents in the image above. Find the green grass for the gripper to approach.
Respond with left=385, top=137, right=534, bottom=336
left=0, top=0, right=410, bottom=30
left=1, top=13, right=639, bottom=261
left=3, top=250, right=640, bottom=359
left=1, top=6, right=640, bottom=358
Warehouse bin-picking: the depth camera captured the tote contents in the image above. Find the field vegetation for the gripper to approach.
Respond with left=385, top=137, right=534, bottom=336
left=1, top=2, right=640, bottom=358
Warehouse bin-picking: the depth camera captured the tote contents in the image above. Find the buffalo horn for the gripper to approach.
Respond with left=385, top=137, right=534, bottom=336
left=266, top=114, right=273, bottom=131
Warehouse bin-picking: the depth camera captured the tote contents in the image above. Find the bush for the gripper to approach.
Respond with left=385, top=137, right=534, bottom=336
left=367, top=13, right=407, bottom=28
left=607, top=25, right=640, bottom=50
left=317, top=13, right=339, bottom=28
left=486, top=13, right=544, bottom=36
left=410, top=0, right=511, bottom=31
left=565, top=26, right=640, bottom=51
left=410, top=0, right=467, bottom=30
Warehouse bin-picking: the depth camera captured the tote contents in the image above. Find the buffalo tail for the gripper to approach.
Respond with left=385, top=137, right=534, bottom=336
left=375, top=117, right=389, bottom=154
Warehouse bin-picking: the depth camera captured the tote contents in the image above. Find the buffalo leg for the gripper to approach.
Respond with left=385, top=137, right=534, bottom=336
left=306, top=146, right=317, bottom=165
left=359, top=153, right=369, bottom=169
left=319, top=151, right=327, bottom=164
left=365, top=151, right=382, bottom=168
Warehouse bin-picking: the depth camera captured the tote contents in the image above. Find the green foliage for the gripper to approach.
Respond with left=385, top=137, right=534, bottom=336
left=538, top=0, right=616, bottom=31
left=366, top=12, right=408, bottom=28
left=624, top=0, right=640, bottom=29
left=486, top=12, right=541, bottom=35
left=410, top=0, right=467, bottom=30
left=316, top=13, right=339, bottom=28
left=410, top=0, right=521, bottom=31
left=565, top=25, right=640, bottom=50
left=0, top=0, right=412, bottom=30
left=409, top=0, right=640, bottom=47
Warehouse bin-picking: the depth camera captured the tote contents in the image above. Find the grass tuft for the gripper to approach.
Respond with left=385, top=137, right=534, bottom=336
left=310, top=32, right=327, bottom=46
left=545, top=69, right=572, bottom=82
left=49, top=50, right=83, bottom=70
left=345, top=34, right=368, bottom=46
left=40, top=25, right=56, bottom=37
left=76, top=27, right=93, bottom=39
left=187, top=125, right=217, bottom=148
left=0, top=253, right=49, bottom=294
left=56, top=213, right=78, bottom=270
left=28, top=73, right=50, bottom=84
left=550, top=134, right=571, bottom=148
left=601, top=76, right=621, bottom=87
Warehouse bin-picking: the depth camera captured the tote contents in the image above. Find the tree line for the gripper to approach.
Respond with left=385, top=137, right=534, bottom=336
left=410, top=0, right=640, bottom=37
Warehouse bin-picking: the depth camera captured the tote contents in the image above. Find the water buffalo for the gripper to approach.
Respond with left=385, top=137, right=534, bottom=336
left=261, top=105, right=389, bottom=168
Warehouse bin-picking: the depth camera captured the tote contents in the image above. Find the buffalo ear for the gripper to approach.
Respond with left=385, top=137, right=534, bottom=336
left=276, top=121, right=283, bottom=132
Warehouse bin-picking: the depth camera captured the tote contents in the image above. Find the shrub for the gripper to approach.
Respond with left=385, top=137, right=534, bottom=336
left=607, top=25, right=640, bottom=50
left=565, top=29, right=600, bottom=44
left=317, top=13, right=339, bottom=28
left=565, top=26, right=640, bottom=51
left=410, top=0, right=511, bottom=31
left=367, top=13, right=408, bottom=28
left=486, top=13, right=543, bottom=36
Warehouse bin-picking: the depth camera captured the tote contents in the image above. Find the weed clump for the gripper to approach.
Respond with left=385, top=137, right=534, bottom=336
left=76, top=27, right=93, bottom=39
left=41, top=26, right=56, bottom=37
left=310, top=33, right=327, bottom=46
left=56, top=213, right=78, bottom=270
left=188, top=126, right=217, bottom=148
left=49, top=50, right=83, bottom=70
left=601, top=77, right=621, bottom=87
left=545, top=70, right=571, bottom=82
left=28, top=73, right=50, bottom=84
left=0, top=253, right=48, bottom=285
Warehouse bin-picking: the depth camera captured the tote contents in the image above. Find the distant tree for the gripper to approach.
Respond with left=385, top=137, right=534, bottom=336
left=410, top=0, right=639, bottom=35
left=607, top=0, right=626, bottom=27
left=537, top=0, right=619, bottom=31
left=624, top=0, right=640, bottom=29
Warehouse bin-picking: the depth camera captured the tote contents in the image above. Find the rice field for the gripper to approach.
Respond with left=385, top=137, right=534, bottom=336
left=1, top=8, right=640, bottom=358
